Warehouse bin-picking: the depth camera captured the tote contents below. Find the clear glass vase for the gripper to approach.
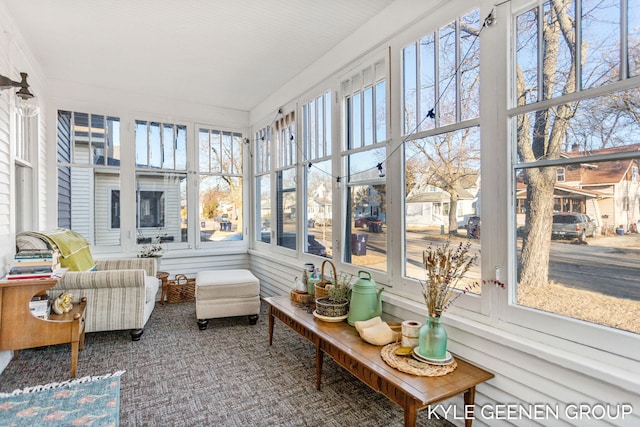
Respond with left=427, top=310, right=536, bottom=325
left=418, top=315, right=448, bottom=359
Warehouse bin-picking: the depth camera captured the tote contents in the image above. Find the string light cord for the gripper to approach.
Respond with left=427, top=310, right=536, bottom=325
left=301, top=8, right=494, bottom=185
left=249, top=8, right=496, bottom=184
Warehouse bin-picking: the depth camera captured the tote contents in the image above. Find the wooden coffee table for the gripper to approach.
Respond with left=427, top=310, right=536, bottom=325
left=266, top=296, right=493, bottom=427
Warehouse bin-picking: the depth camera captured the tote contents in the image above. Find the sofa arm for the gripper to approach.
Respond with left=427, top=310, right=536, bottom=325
left=96, top=258, right=157, bottom=277
left=56, top=269, right=146, bottom=290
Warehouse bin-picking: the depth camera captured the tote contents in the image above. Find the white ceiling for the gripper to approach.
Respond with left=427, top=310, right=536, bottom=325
left=5, top=0, right=395, bottom=112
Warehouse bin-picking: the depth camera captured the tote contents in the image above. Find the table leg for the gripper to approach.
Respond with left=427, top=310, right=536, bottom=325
left=403, top=399, right=418, bottom=427
left=315, top=345, right=324, bottom=390
left=70, top=340, right=78, bottom=378
left=464, top=386, right=476, bottom=427
left=268, top=306, right=274, bottom=346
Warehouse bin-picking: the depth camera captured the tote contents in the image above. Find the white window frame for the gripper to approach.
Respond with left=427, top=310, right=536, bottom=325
left=503, top=0, right=640, bottom=362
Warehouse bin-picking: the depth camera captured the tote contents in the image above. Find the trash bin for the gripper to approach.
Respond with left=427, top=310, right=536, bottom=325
left=369, top=221, right=383, bottom=233
left=351, top=233, right=368, bottom=256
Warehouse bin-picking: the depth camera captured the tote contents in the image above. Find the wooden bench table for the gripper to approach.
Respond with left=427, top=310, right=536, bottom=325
left=266, top=296, right=493, bottom=427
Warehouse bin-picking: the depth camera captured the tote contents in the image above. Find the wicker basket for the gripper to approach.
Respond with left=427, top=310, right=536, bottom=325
left=314, top=260, right=337, bottom=299
left=167, top=274, right=195, bottom=303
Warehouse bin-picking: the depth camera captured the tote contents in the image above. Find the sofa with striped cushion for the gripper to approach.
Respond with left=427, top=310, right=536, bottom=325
left=16, top=230, right=160, bottom=341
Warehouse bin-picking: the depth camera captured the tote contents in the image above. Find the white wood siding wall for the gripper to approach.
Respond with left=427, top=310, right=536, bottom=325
left=0, top=1, right=47, bottom=372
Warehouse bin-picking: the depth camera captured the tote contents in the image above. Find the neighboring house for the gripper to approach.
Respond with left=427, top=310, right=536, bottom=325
left=405, top=172, right=480, bottom=228
left=308, top=182, right=332, bottom=225
left=516, top=144, right=640, bottom=232
left=59, top=149, right=183, bottom=245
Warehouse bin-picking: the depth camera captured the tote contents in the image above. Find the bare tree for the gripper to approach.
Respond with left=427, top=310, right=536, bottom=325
left=409, top=128, right=480, bottom=234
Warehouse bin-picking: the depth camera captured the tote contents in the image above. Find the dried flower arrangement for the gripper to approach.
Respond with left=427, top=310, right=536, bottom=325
left=137, top=232, right=164, bottom=258
left=420, top=239, right=505, bottom=317
left=138, top=242, right=163, bottom=258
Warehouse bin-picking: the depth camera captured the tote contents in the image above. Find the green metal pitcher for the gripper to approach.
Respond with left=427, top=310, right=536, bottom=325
left=347, top=270, right=383, bottom=326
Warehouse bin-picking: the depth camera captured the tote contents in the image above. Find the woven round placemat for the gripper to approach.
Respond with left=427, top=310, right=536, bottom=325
left=380, top=342, right=457, bottom=377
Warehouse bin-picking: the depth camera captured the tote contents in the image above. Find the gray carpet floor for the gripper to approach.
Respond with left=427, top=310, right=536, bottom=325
left=0, top=300, right=454, bottom=427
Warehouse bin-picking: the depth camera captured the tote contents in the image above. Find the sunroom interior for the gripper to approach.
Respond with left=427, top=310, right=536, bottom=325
left=1, top=0, right=638, bottom=425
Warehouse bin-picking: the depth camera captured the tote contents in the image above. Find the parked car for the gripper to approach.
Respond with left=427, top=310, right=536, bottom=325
left=552, top=213, right=597, bottom=241
left=354, top=216, right=379, bottom=229
left=467, top=216, right=481, bottom=238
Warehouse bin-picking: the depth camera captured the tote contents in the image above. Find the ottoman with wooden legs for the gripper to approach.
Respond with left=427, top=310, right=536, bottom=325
left=195, top=269, right=260, bottom=330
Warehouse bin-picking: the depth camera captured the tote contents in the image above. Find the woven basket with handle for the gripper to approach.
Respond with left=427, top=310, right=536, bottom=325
left=314, top=260, right=337, bottom=299
left=167, top=274, right=196, bottom=303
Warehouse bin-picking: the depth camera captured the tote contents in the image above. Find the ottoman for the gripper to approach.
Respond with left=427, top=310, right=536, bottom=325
left=196, top=269, right=261, bottom=330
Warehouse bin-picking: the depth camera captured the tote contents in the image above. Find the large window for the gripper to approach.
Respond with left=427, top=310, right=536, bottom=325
left=134, top=120, right=187, bottom=245
left=304, top=91, right=332, bottom=258
left=198, top=127, right=243, bottom=242
left=403, top=9, right=482, bottom=286
left=57, top=111, right=121, bottom=246
left=342, top=60, right=388, bottom=271
left=512, top=0, right=640, bottom=337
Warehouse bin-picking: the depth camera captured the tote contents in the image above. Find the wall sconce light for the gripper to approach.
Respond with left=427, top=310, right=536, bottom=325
left=0, top=72, right=39, bottom=117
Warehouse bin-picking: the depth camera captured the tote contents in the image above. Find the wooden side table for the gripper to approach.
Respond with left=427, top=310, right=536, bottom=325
left=157, top=271, right=170, bottom=304
left=0, top=276, right=87, bottom=377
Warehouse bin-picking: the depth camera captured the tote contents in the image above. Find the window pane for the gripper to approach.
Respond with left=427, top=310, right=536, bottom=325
left=58, top=166, right=121, bottom=246
left=516, top=88, right=640, bottom=164
left=149, top=122, right=162, bottom=169
left=199, top=129, right=210, bottom=172
left=629, top=1, right=640, bottom=77
left=543, top=0, right=576, bottom=99
left=375, top=81, right=386, bottom=142
left=582, top=0, right=620, bottom=89
left=317, top=95, right=324, bottom=156
left=420, top=35, right=436, bottom=132
left=232, top=132, right=243, bottom=174
left=516, top=8, right=539, bottom=105
left=352, top=92, right=362, bottom=149
left=257, top=175, right=271, bottom=243
left=325, top=91, right=332, bottom=155
left=163, top=124, right=175, bottom=169
left=73, top=112, right=89, bottom=164
left=199, top=176, right=242, bottom=242
left=515, top=159, right=639, bottom=334
left=403, top=42, right=417, bottom=135
left=306, top=159, right=331, bottom=258
left=439, top=21, right=457, bottom=126
left=136, top=171, right=187, bottom=243
left=107, top=117, right=120, bottom=165
left=90, top=114, right=105, bottom=165
left=176, top=125, right=187, bottom=170
left=346, top=183, right=386, bottom=272
left=404, top=127, right=481, bottom=283
left=363, top=86, right=373, bottom=145
left=348, top=148, right=386, bottom=182
left=256, top=127, right=271, bottom=174
left=460, top=10, right=480, bottom=121
left=135, top=121, right=148, bottom=167
left=277, top=168, right=296, bottom=251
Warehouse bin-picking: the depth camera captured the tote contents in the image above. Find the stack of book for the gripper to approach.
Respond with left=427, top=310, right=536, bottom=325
left=29, top=294, right=51, bottom=319
left=6, top=250, right=61, bottom=280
